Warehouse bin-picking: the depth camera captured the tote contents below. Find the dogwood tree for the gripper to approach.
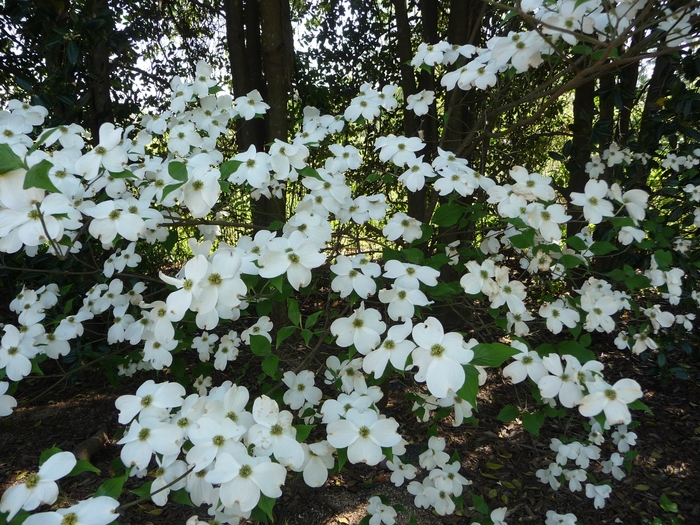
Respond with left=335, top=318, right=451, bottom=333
left=1, top=1, right=699, bottom=524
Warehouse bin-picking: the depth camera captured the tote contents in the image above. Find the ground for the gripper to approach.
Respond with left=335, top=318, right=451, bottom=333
left=1, top=343, right=699, bottom=525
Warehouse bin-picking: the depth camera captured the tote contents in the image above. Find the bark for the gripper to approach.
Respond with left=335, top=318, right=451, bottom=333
left=406, top=0, right=439, bottom=224
left=85, top=0, right=114, bottom=143
left=392, top=0, right=417, bottom=137
left=617, top=57, right=639, bottom=142
left=638, top=54, right=674, bottom=154
left=224, top=0, right=292, bottom=227
left=224, top=0, right=265, bottom=150
left=256, top=0, right=294, bottom=226
left=565, top=79, right=595, bottom=238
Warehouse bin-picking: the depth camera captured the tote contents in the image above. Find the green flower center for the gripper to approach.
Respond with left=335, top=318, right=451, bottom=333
left=61, top=513, right=78, bottom=525
left=430, top=344, right=444, bottom=357
left=25, top=472, right=40, bottom=489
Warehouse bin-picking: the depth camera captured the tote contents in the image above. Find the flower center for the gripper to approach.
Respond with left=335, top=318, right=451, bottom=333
left=61, top=513, right=79, bottom=525
left=430, top=344, right=445, bottom=357
left=25, top=472, right=40, bottom=489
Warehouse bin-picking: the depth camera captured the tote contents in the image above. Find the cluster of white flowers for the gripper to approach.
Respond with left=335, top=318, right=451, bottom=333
left=1, top=1, right=699, bottom=520
left=413, top=2, right=699, bottom=94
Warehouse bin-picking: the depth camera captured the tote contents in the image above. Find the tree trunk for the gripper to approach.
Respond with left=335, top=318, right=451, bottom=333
left=565, top=79, right=595, bottom=238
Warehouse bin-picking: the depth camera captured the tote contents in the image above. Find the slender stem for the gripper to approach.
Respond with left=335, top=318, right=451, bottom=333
left=115, top=465, right=196, bottom=512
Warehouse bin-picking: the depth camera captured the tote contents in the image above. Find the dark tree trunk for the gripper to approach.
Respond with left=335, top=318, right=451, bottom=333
left=224, top=0, right=293, bottom=227
left=565, top=80, right=595, bottom=238
left=85, top=0, right=114, bottom=143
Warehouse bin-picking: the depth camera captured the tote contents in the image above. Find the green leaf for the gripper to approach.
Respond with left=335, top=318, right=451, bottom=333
left=566, top=236, right=588, bottom=252
left=275, top=326, right=296, bottom=349
left=299, top=166, right=322, bottom=180
left=559, top=254, right=585, bottom=268
left=456, top=365, right=480, bottom=408
left=401, top=248, right=424, bottom=264
left=496, top=404, right=519, bottom=423
left=67, top=40, right=79, bottom=64
left=24, top=160, right=60, bottom=193
left=0, top=143, right=25, bottom=174
left=161, top=182, right=183, bottom=201
left=129, top=481, right=153, bottom=498
left=470, top=342, right=519, bottom=367
left=268, top=220, right=284, bottom=231
left=168, top=161, right=188, bottom=182
left=95, top=473, right=128, bottom=499
left=163, top=228, right=178, bottom=252
left=579, top=333, right=591, bottom=348
left=508, top=228, right=536, bottom=250
left=294, top=424, right=315, bottom=443
left=521, top=410, right=545, bottom=436
left=660, top=494, right=678, bottom=513
left=336, top=446, right=348, bottom=472
left=39, top=446, right=63, bottom=465
left=287, top=299, right=301, bottom=327
left=653, top=250, right=672, bottom=269
left=625, top=274, right=651, bottom=293
left=627, top=399, right=652, bottom=414
left=571, top=43, right=592, bottom=54
left=69, top=459, right=101, bottom=476
left=305, top=310, right=323, bottom=329
left=301, top=328, right=313, bottom=345
left=170, top=357, right=186, bottom=378
left=261, top=354, right=279, bottom=378
left=269, top=275, right=284, bottom=293
left=220, top=160, right=243, bottom=179
left=170, top=488, right=194, bottom=507
left=109, top=169, right=138, bottom=179
left=589, top=241, right=617, bottom=256
left=557, top=340, right=596, bottom=363
left=608, top=268, right=626, bottom=281
left=431, top=203, right=466, bottom=227
left=250, top=334, right=272, bottom=356
left=472, top=492, right=490, bottom=515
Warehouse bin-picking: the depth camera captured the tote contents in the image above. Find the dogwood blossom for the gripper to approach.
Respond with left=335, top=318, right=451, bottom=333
left=331, top=302, right=386, bottom=355
left=579, top=378, right=643, bottom=425
left=411, top=317, right=473, bottom=398
left=22, top=496, right=120, bottom=525
left=0, top=451, right=76, bottom=520
left=362, top=321, right=415, bottom=378
left=569, top=180, right=615, bottom=224
left=206, top=449, right=285, bottom=511
left=326, top=407, right=401, bottom=465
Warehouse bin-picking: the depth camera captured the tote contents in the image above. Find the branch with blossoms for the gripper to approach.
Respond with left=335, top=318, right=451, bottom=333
left=1, top=2, right=700, bottom=525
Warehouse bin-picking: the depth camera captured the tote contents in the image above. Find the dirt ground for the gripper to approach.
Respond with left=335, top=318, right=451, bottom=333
left=1, top=343, right=699, bottom=525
